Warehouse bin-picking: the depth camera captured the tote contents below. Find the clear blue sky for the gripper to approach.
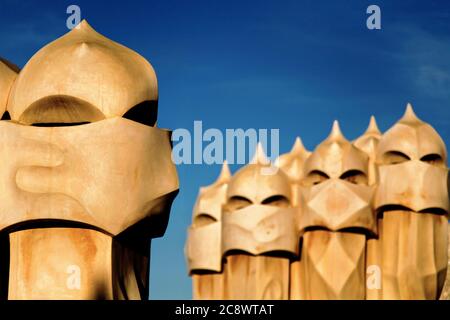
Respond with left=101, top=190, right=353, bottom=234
left=1, top=0, right=449, bottom=299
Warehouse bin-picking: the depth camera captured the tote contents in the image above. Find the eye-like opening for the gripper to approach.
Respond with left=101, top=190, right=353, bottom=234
left=20, top=95, right=105, bottom=126
left=382, top=151, right=410, bottom=165
left=122, top=100, right=158, bottom=127
left=32, top=122, right=90, bottom=127
left=340, top=170, right=368, bottom=185
left=420, top=153, right=444, bottom=166
left=225, top=196, right=252, bottom=212
left=193, top=214, right=217, bottom=228
left=1, top=111, right=10, bottom=120
left=303, top=170, right=329, bottom=187
left=20, top=96, right=158, bottom=127
left=261, top=195, right=290, bottom=208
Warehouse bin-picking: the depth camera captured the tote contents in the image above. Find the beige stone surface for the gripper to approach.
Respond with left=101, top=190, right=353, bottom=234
left=439, top=228, right=450, bottom=300
left=303, top=121, right=369, bottom=184
left=0, top=58, right=19, bottom=116
left=7, top=20, right=157, bottom=124
left=187, top=107, right=449, bottom=300
left=378, top=211, right=447, bottom=299
left=9, top=228, right=114, bottom=300
left=299, top=231, right=366, bottom=300
left=186, top=163, right=230, bottom=299
left=192, top=274, right=224, bottom=300
left=0, top=20, right=178, bottom=300
left=374, top=104, right=448, bottom=300
left=296, top=121, right=373, bottom=299
left=186, top=162, right=230, bottom=275
left=223, top=255, right=290, bottom=300
left=9, top=227, right=151, bottom=300
left=275, top=137, right=311, bottom=187
left=187, top=145, right=301, bottom=299
left=275, top=138, right=311, bottom=300
left=222, top=205, right=299, bottom=256
left=221, top=145, right=298, bottom=300
left=0, top=118, right=178, bottom=235
left=353, top=116, right=381, bottom=186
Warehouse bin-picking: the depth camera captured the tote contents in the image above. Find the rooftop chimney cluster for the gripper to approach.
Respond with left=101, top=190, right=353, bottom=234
left=186, top=105, right=449, bottom=300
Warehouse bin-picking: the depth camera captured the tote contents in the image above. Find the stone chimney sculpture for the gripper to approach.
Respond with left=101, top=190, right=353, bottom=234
left=353, top=116, right=383, bottom=300
left=353, top=116, right=382, bottom=186
left=222, top=144, right=300, bottom=299
left=297, top=121, right=376, bottom=299
left=441, top=227, right=450, bottom=300
left=185, top=162, right=230, bottom=300
left=186, top=106, right=449, bottom=300
left=187, top=144, right=301, bottom=299
left=0, top=58, right=19, bottom=118
left=274, top=138, right=310, bottom=300
left=373, top=104, right=448, bottom=299
left=0, top=20, right=179, bottom=299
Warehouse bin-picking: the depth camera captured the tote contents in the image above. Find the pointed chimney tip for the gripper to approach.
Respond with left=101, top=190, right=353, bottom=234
left=216, top=160, right=231, bottom=183
left=365, top=115, right=381, bottom=135
left=251, top=142, right=270, bottom=165
left=291, top=136, right=310, bottom=155
left=328, top=120, right=346, bottom=141
left=400, top=102, right=422, bottom=123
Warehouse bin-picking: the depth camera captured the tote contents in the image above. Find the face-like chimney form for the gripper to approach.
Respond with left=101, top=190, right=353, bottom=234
left=372, top=104, right=448, bottom=300
left=0, top=20, right=179, bottom=300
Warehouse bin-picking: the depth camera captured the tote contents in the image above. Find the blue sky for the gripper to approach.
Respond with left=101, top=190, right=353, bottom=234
left=1, top=0, right=449, bottom=299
